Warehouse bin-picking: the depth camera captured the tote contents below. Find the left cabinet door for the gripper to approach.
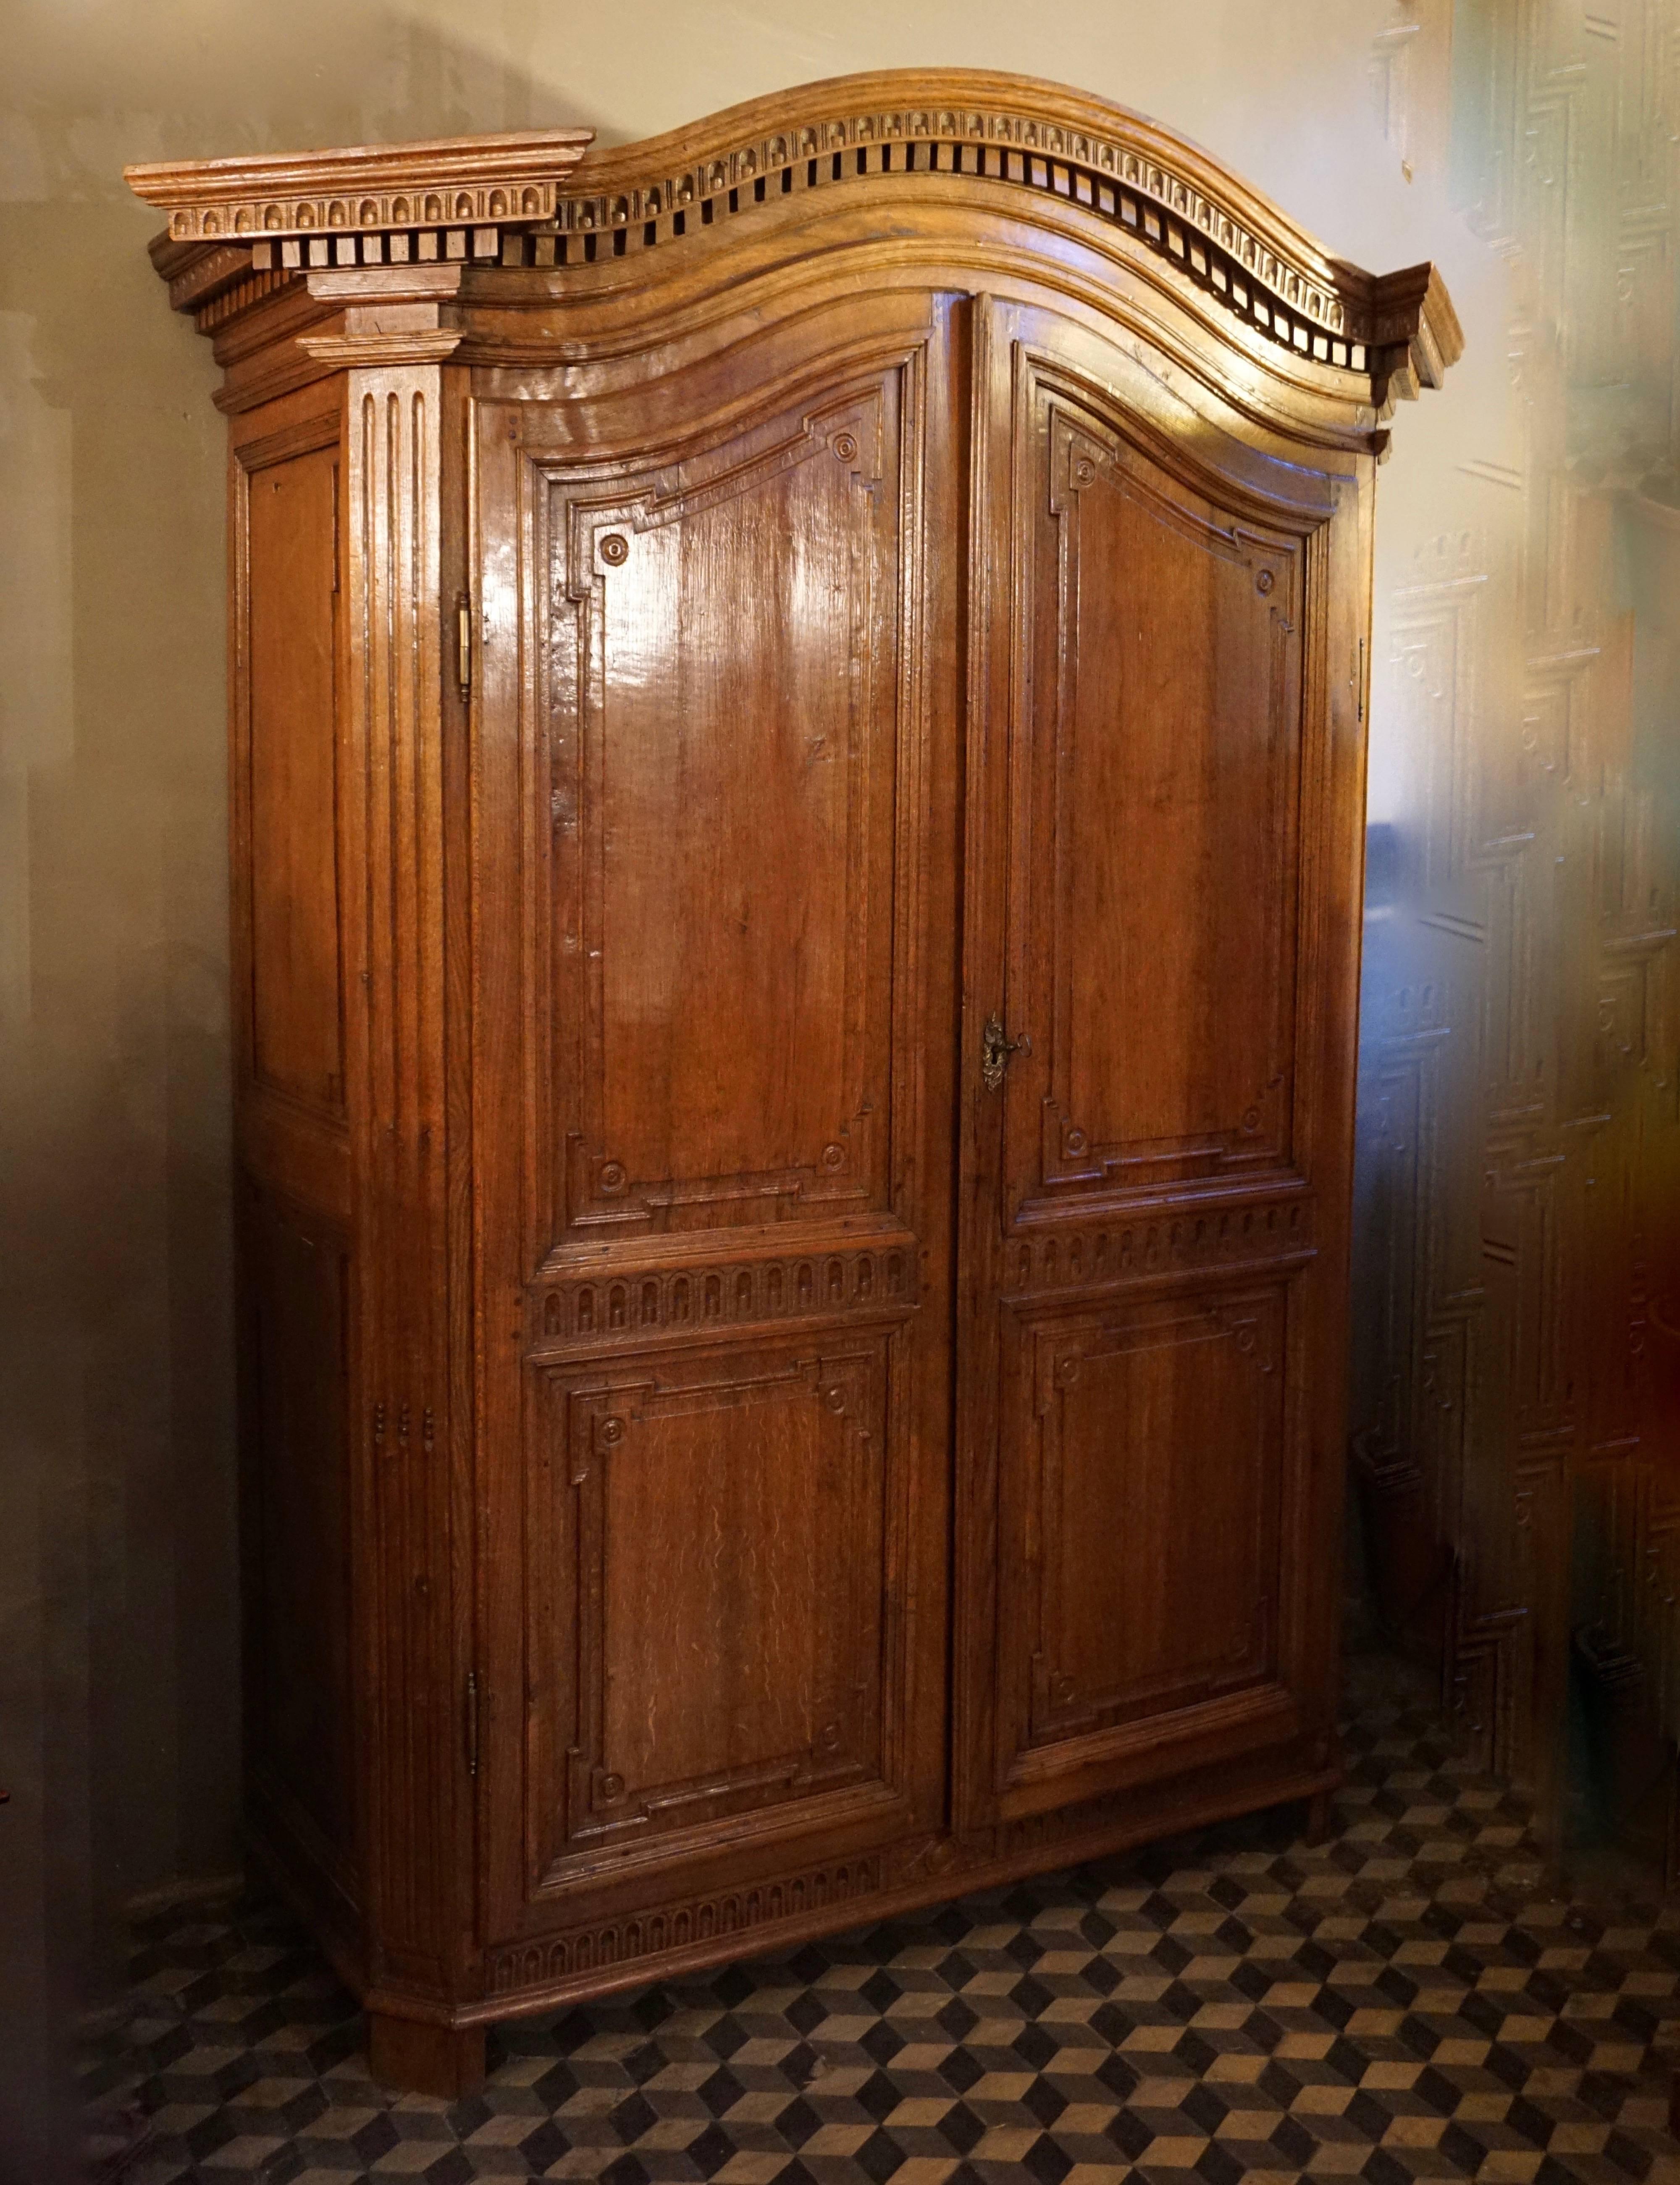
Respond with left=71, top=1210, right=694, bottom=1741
left=472, top=291, right=965, bottom=1971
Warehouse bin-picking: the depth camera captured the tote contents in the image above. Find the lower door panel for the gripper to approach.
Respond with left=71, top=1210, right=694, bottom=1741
left=993, top=1281, right=1300, bottom=1821
left=525, top=1328, right=908, bottom=1891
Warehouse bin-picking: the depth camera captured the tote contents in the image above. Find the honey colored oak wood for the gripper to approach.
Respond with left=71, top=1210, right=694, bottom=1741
left=128, top=74, right=1460, bottom=2091
left=126, top=126, right=593, bottom=244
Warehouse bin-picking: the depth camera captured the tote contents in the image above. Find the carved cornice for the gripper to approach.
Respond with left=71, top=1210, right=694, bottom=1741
left=124, top=126, right=594, bottom=244
left=127, top=75, right=1462, bottom=413
left=1367, top=261, right=1462, bottom=399
left=545, top=69, right=1462, bottom=402
left=564, top=80, right=1350, bottom=319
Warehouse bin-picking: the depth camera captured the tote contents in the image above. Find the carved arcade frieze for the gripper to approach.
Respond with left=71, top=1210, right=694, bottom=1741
left=127, top=74, right=1461, bottom=418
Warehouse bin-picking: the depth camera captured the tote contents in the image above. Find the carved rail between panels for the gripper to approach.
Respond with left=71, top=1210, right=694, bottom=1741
left=522, top=1199, right=1316, bottom=1357
left=1004, top=1197, right=1318, bottom=1296
left=525, top=1241, right=921, bottom=1356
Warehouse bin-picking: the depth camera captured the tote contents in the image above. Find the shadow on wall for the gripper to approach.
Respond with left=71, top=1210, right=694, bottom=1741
left=0, top=16, right=625, bottom=2174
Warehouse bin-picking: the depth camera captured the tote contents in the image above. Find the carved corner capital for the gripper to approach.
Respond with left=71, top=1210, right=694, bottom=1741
left=298, top=300, right=465, bottom=369
left=1362, top=260, right=1465, bottom=411
left=130, top=126, right=594, bottom=328
left=299, top=330, right=465, bottom=368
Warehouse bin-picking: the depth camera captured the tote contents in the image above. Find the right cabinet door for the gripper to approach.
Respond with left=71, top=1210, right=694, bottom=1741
left=955, top=297, right=1371, bottom=1830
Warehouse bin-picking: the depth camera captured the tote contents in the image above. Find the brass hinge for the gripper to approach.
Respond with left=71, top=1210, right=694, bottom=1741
left=464, top=1669, right=480, bottom=1778
left=455, top=594, right=472, bottom=702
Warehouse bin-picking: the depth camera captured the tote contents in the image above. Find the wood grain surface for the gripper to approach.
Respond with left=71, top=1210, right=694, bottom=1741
left=131, top=69, right=1459, bottom=2096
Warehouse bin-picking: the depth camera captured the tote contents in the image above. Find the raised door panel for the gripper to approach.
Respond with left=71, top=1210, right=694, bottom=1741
left=547, top=384, right=901, bottom=1239
left=995, top=1286, right=1292, bottom=1816
left=525, top=1336, right=895, bottom=1887
left=1005, top=350, right=1306, bottom=1210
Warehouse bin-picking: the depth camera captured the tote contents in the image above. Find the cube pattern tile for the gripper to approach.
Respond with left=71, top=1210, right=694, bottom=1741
left=86, top=1657, right=1680, bottom=2184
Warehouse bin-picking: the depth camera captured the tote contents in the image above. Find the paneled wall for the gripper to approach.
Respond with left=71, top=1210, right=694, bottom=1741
left=1353, top=0, right=1680, bottom=1841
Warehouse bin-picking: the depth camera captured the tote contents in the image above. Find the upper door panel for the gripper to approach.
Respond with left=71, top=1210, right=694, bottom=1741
left=1001, top=337, right=1310, bottom=1216
left=543, top=370, right=906, bottom=1243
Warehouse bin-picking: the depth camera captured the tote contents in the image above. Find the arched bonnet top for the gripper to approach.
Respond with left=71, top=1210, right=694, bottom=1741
left=127, top=68, right=1461, bottom=434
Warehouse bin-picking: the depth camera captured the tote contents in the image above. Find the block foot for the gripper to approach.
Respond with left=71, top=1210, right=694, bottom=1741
left=368, top=2011, right=486, bottom=2100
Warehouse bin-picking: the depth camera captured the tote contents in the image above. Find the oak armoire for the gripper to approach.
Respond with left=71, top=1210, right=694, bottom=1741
left=127, top=72, right=1460, bottom=2097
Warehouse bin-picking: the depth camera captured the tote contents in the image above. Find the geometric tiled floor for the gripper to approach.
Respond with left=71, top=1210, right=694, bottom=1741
left=87, top=1652, right=1680, bottom=2183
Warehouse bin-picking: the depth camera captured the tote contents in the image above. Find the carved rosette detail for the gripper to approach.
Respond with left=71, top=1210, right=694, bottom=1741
left=488, top=1856, right=882, bottom=1994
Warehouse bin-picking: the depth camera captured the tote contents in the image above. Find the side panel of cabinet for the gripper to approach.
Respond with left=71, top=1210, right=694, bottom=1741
left=957, top=300, right=1371, bottom=1829
left=474, top=294, right=964, bottom=1962
left=237, top=1179, right=357, bottom=1904
left=230, top=393, right=362, bottom=1948
left=242, top=435, right=346, bottom=1113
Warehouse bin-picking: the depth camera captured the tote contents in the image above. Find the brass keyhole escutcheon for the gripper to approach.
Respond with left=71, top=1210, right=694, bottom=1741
left=981, top=1013, right=1031, bottom=1092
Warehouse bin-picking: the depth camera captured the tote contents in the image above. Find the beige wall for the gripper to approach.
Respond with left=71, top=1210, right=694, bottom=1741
left=0, top=3, right=1506, bottom=2172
